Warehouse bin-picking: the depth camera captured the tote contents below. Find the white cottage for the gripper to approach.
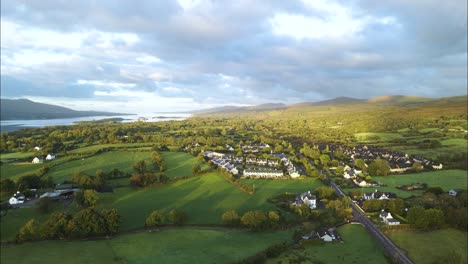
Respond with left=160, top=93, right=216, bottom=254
left=380, top=210, right=400, bottom=225
left=45, top=154, right=56, bottom=160
left=9, top=192, right=25, bottom=205
left=32, top=157, right=44, bottom=163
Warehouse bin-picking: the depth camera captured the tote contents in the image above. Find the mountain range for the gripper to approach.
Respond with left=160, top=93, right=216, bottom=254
left=195, top=95, right=467, bottom=114
left=0, top=99, right=130, bottom=120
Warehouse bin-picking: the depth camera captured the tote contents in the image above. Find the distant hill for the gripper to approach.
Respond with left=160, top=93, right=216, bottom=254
left=195, top=103, right=286, bottom=114
left=291, top=96, right=366, bottom=107
left=0, top=99, right=130, bottom=120
left=194, top=95, right=467, bottom=115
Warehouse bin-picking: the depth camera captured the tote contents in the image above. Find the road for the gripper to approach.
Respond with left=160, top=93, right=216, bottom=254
left=321, top=171, right=414, bottom=264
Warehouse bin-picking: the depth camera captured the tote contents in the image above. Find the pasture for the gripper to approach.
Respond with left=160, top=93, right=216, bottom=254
left=374, top=170, right=467, bottom=191
left=67, top=143, right=153, bottom=154
left=161, top=152, right=206, bottom=178
left=354, top=132, right=403, bottom=142
left=0, top=228, right=293, bottom=264
left=46, top=151, right=152, bottom=183
left=100, top=173, right=323, bottom=230
left=386, top=229, right=467, bottom=264
left=267, top=224, right=388, bottom=264
left=0, top=162, right=45, bottom=180
left=0, top=152, right=35, bottom=162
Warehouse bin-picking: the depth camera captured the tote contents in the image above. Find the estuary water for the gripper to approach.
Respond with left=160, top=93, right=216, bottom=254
left=0, top=113, right=192, bottom=132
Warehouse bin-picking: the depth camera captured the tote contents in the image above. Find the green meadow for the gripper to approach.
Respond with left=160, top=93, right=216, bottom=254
left=46, top=151, right=153, bottom=183
left=375, top=170, right=467, bottom=191
left=99, top=173, right=323, bottom=231
left=1, top=228, right=293, bottom=264
left=267, top=224, right=389, bottom=264
left=386, top=229, right=467, bottom=264
left=0, top=162, right=44, bottom=180
left=161, top=151, right=206, bottom=178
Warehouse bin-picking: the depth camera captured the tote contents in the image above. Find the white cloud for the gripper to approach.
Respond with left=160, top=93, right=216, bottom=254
left=136, top=55, right=162, bottom=64
left=76, top=80, right=136, bottom=89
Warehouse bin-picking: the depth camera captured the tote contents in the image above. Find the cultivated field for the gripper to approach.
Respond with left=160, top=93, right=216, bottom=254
left=386, top=229, right=467, bottom=264
left=267, top=224, right=389, bottom=264
left=0, top=228, right=293, bottom=264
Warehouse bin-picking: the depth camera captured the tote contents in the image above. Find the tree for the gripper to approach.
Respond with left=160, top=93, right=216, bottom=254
left=102, top=209, right=121, bottom=235
left=74, top=190, right=99, bottom=207
left=387, top=198, right=405, bottom=215
left=133, top=160, right=147, bottom=173
left=40, top=212, right=72, bottom=239
left=221, top=210, right=240, bottom=226
left=17, top=174, right=41, bottom=191
left=241, top=211, right=267, bottom=230
left=355, top=159, right=367, bottom=171
left=267, top=211, right=280, bottom=229
left=407, top=207, right=445, bottom=230
left=316, top=186, right=335, bottom=199
left=168, top=209, right=188, bottom=225
left=0, top=178, right=16, bottom=193
left=130, top=173, right=144, bottom=187
left=191, top=164, right=201, bottom=176
left=368, top=158, right=390, bottom=176
left=319, top=154, right=331, bottom=166
left=38, top=165, right=50, bottom=176
left=145, top=210, right=164, bottom=228
left=16, top=219, right=39, bottom=242
left=72, top=208, right=108, bottom=237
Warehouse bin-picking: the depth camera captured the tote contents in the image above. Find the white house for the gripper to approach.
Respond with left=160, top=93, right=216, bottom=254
left=243, top=169, right=283, bottom=178
left=380, top=210, right=400, bottom=225
left=34, top=146, right=42, bottom=151
left=45, top=154, right=56, bottom=160
left=290, top=171, right=300, bottom=178
left=449, top=189, right=461, bottom=196
left=32, top=157, right=44, bottom=163
left=9, top=192, right=25, bottom=205
left=432, top=163, right=443, bottom=170
left=316, top=228, right=340, bottom=242
left=292, top=191, right=317, bottom=209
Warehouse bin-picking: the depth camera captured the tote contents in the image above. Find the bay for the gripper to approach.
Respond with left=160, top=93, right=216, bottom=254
left=0, top=113, right=192, bottom=133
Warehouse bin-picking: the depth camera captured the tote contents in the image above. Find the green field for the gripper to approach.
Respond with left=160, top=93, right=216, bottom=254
left=0, top=152, right=35, bottom=161
left=375, top=170, right=467, bottom=191
left=45, top=151, right=153, bottom=183
left=0, top=162, right=44, bottom=180
left=342, top=170, right=467, bottom=199
left=100, top=173, right=323, bottom=231
left=386, top=229, right=467, bottom=264
left=354, top=132, right=403, bottom=142
left=161, top=152, right=205, bottom=178
left=67, top=143, right=153, bottom=154
left=0, top=228, right=293, bottom=264
left=267, top=224, right=389, bottom=264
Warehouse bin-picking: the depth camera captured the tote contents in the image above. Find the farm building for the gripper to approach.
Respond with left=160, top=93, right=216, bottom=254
left=9, top=192, right=25, bottom=205
left=32, top=157, right=44, bottom=163
left=45, top=154, right=56, bottom=160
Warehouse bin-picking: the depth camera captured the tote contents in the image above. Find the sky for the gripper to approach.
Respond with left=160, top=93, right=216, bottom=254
left=1, top=0, right=467, bottom=113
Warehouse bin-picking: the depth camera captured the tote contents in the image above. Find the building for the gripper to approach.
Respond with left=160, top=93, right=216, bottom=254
left=243, top=169, right=283, bottom=178
left=449, top=189, right=461, bottom=196
left=364, top=190, right=397, bottom=200
left=292, top=191, right=317, bottom=209
left=32, top=157, right=44, bottom=164
left=380, top=210, right=400, bottom=225
left=316, top=228, right=341, bottom=242
left=9, top=192, right=25, bottom=205
left=45, top=154, right=56, bottom=160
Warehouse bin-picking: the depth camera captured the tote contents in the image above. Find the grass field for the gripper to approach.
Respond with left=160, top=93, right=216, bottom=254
left=354, top=132, right=404, bottom=142
left=375, top=170, right=467, bottom=191
left=67, top=143, right=153, bottom=154
left=267, top=224, right=389, bottom=264
left=45, top=151, right=153, bottom=183
left=100, top=173, right=323, bottom=230
left=342, top=170, right=467, bottom=199
left=0, top=162, right=44, bottom=180
left=0, top=152, right=35, bottom=161
left=0, top=203, right=66, bottom=243
left=161, top=152, right=205, bottom=178
left=0, top=228, right=293, bottom=264
left=386, top=229, right=467, bottom=264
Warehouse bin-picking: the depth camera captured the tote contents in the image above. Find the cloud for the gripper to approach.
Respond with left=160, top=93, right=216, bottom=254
left=0, top=0, right=466, bottom=112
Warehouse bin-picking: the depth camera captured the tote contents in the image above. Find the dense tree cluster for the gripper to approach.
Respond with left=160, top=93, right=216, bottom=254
left=16, top=208, right=121, bottom=243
